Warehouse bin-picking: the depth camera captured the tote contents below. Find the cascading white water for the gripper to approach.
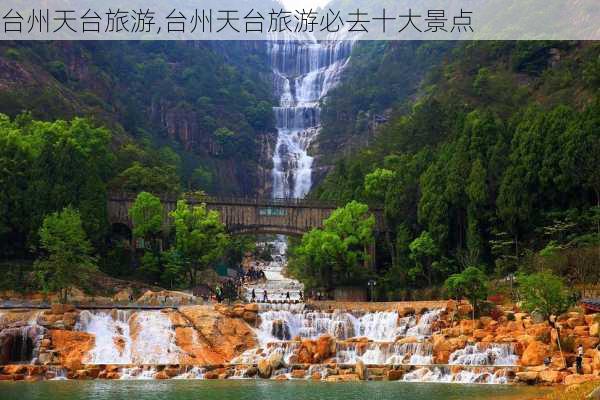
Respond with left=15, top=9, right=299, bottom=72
left=405, top=309, right=444, bottom=338
left=336, top=342, right=433, bottom=365
left=449, top=343, right=518, bottom=366
left=77, top=310, right=181, bottom=365
left=270, top=39, right=352, bottom=199
left=402, top=366, right=512, bottom=384
left=0, top=310, right=46, bottom=364
left=77, top=310, right=132, bottom=364
left=256, top=310, right=423, bottom=344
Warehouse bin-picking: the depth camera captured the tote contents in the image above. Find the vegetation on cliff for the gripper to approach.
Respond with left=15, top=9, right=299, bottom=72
left=0, top=41, right=274, bottom=196
left=312, top=41, right=600, bottom=300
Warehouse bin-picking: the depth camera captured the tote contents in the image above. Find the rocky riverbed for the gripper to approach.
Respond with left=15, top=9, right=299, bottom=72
left=0, top=299, right=599, bottom=390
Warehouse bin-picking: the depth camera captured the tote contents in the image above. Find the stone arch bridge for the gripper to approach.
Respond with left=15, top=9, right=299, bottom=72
left=108, top=195, right=385, bottom=237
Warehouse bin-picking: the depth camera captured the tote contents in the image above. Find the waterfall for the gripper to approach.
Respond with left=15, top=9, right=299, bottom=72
left=405, top=309, right=444, bottom=338
left=449, top=343, right=518, bottom=366
left=0, top=311, right=46, bottom=364
left=255, top=309, right=443, bottom=345
left=77, top=310, right=133, bottom=364
left=270, top=39, right=352, bottom=199
left=77, top=310, right=181, bottom=365
left=403, top=366, right=512, bottom=384
left=336, top=342, right=433, bottom=365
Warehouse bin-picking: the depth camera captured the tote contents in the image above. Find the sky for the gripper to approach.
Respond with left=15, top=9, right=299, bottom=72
left=280, top=0, right=332, bottom=10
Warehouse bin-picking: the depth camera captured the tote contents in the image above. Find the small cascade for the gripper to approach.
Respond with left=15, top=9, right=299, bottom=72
left=77, top=310, right=181, bottom=365
left=120, top=366, right=157, bottom=380
left=405, top=309, right=444, bottom=338
left=77, top=310, right=132, bottom=364
left=336, top=342, right=433, bottom=365
left=130, top=311, right=181, bottom=365
left=232, top=341, right=299, bottom=365
left=47, top=366, right=67, bottom=380
left=0, top=311, right=46, bottom=364
left=403, top=366, right=512, bottom=384
left=255, top=309, right=436, bottom=344
left=449, top=343, right=518, bottom=366
left=358, top=312, right=403, bottom=341
left=173, top=366, right=206, bottom=379
left=257, top=302, right=306, bottom=313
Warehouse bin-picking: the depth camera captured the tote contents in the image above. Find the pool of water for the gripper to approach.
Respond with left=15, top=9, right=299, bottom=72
left=0, top=380, right=550, bottom=400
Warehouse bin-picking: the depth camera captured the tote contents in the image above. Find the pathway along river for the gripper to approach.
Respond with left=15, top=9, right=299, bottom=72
left=0, top=380, right=549, bottom=400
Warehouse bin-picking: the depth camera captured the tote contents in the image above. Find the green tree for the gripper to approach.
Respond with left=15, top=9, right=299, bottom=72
left=289, top=201, right=375, bottom=290
left=34, top=207, right=97, bottom=303
left=408, top=231, right=439, bottom=286
left=170, top=200, right=229, bottom=287
left=129, top=192, right=164, bottom=252
left=466, top=159, right=488, bottom=255
left=444, top=266, right=488, bottom=313
left=364, top=168, right=396, bottom=202
left=517, top=272, right=571, bottom=321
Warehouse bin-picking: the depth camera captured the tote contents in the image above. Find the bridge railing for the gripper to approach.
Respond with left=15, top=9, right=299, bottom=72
left=109, top=192, right=383, bottom=210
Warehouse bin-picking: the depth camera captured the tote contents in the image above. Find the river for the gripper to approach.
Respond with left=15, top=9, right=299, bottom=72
left=0, top=380, right=549, bottom=400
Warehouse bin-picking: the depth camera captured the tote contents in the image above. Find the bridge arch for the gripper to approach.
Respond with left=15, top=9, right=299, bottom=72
left=107, top=194, right=385, bottom=238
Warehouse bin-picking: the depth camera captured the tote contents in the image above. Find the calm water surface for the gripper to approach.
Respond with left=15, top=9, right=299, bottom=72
left=0, top=380, right=551, bottom=400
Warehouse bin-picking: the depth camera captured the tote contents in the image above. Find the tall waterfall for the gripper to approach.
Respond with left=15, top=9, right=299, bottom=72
left=270, top=40, right=352, bottom=199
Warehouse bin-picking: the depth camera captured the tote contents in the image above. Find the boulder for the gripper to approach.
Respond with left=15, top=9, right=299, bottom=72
left=257, top=358, right=272, bottom=379
left=268, top=350, right=284, bottom=370
left=50, top=330, right=95, bottom=370
left=291, top=369, right=306, bottom=379
left=521, top=340, right=549, bottom=366
left=314, top=335, right=335, bottom=362
left=51, top=304, right=75, bottom=315
left=178, top=305, right=257, bottom=364
left=515, top=371, right=538, bottom=384
left=590, top=322, right=600, bottom=337
left=154, top=371, right=170, bottom=380
left=356, top=360, right=366, bottom=380
left=387, top=369, right=403, bottom=381
left=563, top=373, right=600, bottom=386
left=538, top=369, right=563, bottom=383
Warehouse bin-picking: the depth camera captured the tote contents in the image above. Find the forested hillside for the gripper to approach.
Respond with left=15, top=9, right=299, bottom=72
left=0, top=41, right=275, bottom=196
left=315, top=41, right=454, bottom=181
left=311, top=41, right=600, bottom=299
left=0, top=41, right=275, bottom=282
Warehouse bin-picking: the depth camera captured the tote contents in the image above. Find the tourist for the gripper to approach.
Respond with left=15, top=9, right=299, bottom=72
left=216, top=285, right=223, bottom=303
left=285, top=291, right=290, bottom=301
left=263, top=290, right=268, bottom=302
left=251, top=288, right=256, bottom=302
left=576, top=345, right=584, bottom=374
left=544, top=356, right=551, bottom=367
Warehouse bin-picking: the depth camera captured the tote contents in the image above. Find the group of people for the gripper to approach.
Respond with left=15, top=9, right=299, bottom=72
left=243, top=266, right=266, bottom=283
left=250, top=288, right=303, bottom=303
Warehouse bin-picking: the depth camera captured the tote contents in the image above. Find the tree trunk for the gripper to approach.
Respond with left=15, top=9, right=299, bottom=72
left=385, top=230, right=396, bottom=267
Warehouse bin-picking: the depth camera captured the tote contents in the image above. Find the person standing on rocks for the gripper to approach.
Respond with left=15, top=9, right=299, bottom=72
left=576, top=345, right=584, bottom=374
left=263, top=290, right=268, bottom=302
left=251, top=288, right=256, bottom=302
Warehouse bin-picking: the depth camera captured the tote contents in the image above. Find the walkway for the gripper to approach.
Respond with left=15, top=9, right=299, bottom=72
left=242, top=242, right=304, bottom=303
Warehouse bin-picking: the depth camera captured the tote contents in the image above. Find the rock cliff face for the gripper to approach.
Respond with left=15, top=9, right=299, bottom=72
left=177, top=305, right=257, bottom=364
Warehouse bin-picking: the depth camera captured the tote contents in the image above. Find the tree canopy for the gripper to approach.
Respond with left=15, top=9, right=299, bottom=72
left=34, top=207, right=97, bottom=303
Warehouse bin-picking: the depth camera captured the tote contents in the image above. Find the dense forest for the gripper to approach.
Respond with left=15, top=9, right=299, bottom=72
left=0, top=40, right=598, bottom=300
left=307, top=41, right=600, bottom=300
left=0, top=41, right=274, bottom=291
left=0, top=41, right=275, bottom=196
